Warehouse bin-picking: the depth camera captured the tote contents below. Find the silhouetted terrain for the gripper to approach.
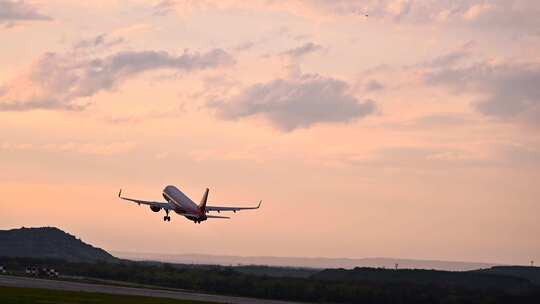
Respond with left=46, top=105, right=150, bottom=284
left=2, top=256, right=540, bottom=303
left=0, top=227, right=116, bottom=262
left=2, top=227, right=540, bottom=303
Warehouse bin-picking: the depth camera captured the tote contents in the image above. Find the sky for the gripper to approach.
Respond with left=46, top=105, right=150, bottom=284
left=0, top=0, right=539, bottom=265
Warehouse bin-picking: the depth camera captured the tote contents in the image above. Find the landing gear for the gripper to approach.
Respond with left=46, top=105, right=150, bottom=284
left=163, top=210, right=171, bottom=222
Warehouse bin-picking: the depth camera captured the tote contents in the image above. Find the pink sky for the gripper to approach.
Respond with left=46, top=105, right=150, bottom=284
left=1, top=0, right=539, bottom=265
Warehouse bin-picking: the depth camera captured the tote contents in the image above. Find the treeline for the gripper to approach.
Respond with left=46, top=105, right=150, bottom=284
left=314, top=267, right=533, bottom=291
left=2, top=257, right=540, bottom=303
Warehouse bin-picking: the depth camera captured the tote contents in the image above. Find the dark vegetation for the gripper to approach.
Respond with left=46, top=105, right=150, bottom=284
left=0, top=286, right=214, bottom=304
left=0, top=227, right=116, bottom=262
left=313, top=267, right=533, bottom=291
left=234, top=265, right=318, bottom=278
left=2, top=257, right=540, bottom=304
left=476, top=266, right=540, bottom=285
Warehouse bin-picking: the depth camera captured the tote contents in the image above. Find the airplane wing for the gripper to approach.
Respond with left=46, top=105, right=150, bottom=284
left=118, top=189, right=172, bottom=210
left=205, top=200, right=262, bottom=213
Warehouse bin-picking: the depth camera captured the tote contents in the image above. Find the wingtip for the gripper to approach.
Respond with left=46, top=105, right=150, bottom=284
left=118, top=189, right=122, bottom=198
left=258, top=200, right=262, bottom=208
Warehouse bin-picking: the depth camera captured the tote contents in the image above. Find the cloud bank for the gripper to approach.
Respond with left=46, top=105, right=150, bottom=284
left=154, top=1, right=540, bottom=33
left=0, top=0, right=51, bottom=25
left=425, top=61, right=540, bottom=126
left=209, top=73, right=376, bottom=131
left=0, top=41, right=234, bottom=111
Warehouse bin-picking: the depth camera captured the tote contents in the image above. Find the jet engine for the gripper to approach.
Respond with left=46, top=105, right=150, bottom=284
left=150, top=206, right=161, bottom=212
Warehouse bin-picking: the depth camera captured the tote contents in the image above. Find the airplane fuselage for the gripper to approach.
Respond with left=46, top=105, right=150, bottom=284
left=162, top=185, right=206, bottom=222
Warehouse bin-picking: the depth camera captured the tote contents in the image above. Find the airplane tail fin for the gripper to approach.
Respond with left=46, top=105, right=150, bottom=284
left=199, top=188, right=209, bottom=211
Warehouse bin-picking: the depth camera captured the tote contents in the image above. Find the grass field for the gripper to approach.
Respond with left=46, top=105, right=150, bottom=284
left=0, top=286, right=216, bottom=304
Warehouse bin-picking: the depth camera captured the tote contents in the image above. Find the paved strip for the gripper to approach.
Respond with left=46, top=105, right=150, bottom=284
left=0, top=275, right=304, bottom=304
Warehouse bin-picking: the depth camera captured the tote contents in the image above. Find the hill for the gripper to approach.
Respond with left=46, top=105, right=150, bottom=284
left=0, top=227, right=116, bottom=262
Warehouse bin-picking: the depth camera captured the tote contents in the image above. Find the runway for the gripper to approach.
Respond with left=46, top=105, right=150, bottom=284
left=0, top=275, right=304, bottom=304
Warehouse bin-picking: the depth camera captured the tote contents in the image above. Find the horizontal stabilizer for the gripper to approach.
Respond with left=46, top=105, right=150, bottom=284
left=206, top=200, right=262, bottom=213
left=207, top=215, right=230, bottom=219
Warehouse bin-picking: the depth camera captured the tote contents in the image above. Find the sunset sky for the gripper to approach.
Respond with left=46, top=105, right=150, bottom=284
left=1, top=0, right=539, bottom=265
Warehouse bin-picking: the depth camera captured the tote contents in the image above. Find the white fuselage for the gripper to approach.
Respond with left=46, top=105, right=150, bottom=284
left=162, top=185, right=206, bottom=221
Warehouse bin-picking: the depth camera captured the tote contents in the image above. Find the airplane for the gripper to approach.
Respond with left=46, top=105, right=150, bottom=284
left=118, top=185, right=261, bottom=224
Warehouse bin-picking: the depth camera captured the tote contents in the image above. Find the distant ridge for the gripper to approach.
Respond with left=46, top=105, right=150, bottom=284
left=0, top=227, right=116, bottom=262
left=113, top=252, right=500, bottom=271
